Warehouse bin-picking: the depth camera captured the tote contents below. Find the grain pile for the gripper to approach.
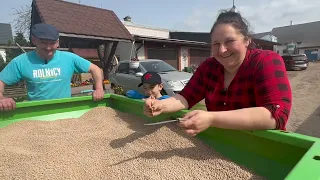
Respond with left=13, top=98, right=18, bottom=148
left=0, top=107, right=265, bottom=180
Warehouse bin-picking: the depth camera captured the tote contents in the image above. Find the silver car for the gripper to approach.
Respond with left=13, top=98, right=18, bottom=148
left=109, top=59, right=193, bottom=96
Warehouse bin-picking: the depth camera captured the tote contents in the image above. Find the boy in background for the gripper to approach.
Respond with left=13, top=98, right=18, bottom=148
left=126, top=72, right=169, bottom=100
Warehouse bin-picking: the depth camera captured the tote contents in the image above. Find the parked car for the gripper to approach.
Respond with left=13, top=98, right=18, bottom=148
left=281, top=54, right=309, bottom=70
left=109, top=59, right=193, bottom=96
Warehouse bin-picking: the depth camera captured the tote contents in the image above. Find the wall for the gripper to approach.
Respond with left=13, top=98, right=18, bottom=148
left=274, top=45, right=287, bottom=55
left=115, top=42, right=145, bottom=61
left=0, top=49, right=6, bottom=62
left=116, top=41, right=190, bottom=71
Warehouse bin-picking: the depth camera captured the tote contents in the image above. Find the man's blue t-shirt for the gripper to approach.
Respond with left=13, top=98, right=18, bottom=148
left=0, top=50, right=91, bottom=101
left=126, top=90, right=170, bottom=100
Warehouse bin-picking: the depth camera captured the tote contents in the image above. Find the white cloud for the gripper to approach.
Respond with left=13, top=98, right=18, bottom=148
left=176, top=0, right=320, bottom=33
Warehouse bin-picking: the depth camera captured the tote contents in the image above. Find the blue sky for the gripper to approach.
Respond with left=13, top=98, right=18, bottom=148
left=1, top=0, right=320, bottom=35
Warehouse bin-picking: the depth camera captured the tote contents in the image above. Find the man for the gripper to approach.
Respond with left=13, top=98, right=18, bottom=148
left=0, top=23, right=104, bottom=111
left=126, top=72, right=170, bottom=100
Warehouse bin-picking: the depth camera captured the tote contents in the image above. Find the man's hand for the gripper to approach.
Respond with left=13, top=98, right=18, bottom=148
left=0, top=97, right=16, bottom=111
left=92, top=89, right=104, bottom=101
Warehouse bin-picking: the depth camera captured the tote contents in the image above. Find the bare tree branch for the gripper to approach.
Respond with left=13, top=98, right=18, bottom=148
left=11, top=5, right=32, bottom=37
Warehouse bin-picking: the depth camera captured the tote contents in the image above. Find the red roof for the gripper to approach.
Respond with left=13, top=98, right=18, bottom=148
left=32, top=0, right=133, bottom=41
left=71, top=48, right=99, bottom=59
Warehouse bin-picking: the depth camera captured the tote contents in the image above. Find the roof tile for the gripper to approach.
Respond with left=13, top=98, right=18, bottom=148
left=33, top=0, right=133, bottom=41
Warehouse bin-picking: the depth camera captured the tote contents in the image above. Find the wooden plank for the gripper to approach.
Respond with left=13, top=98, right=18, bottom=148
left=3, top=82, right=27, bottom=98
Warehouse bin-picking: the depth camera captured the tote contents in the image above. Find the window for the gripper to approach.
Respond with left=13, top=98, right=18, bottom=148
left=117, top=63, right=129, bottom=74
left=140, top=61, right=176, bottom=73
left=129, top=67, right=141, bottom=75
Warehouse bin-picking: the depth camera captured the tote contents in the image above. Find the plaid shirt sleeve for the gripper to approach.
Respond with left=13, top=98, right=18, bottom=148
left=254, top=51, right=292, bottom=130
left=179, top=59, right=210, bottom=109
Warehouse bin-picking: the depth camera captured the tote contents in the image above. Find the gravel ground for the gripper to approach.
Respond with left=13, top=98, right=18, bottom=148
left=0, top=107, right=264, bottom=180
left=285, top=62, right=320, bottom=137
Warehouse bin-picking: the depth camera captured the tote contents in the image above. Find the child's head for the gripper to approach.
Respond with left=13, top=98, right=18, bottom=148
left=138, top=72, right=163, bottom=97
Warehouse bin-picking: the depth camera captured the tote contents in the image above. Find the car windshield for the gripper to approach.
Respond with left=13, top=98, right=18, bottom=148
left=140, top=61, right=177, bottom=73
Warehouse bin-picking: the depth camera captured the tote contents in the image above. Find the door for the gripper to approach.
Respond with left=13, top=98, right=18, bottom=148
left=189, top=48, right=211, bottom=69
left=304, top=49, right=318, bottom=61
left=112, top=63, right=130, bottom=92
left=147, top=48, right=178, bottom=69
left=127, top=65, right=143, bottom=93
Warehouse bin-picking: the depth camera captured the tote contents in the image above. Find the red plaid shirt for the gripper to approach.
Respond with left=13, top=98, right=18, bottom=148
left=179, top=49, right=292, bottom=130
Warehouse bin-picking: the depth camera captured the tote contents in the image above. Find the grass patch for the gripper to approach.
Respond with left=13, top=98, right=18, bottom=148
left=190, top=103, right=207, bottom=111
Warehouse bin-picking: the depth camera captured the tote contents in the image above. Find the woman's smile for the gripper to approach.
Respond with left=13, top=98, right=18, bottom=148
left=220, top=53, right=234, bottom=58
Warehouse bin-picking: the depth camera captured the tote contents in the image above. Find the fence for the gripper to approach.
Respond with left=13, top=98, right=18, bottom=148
left=3, top=81, right=27, bottom=98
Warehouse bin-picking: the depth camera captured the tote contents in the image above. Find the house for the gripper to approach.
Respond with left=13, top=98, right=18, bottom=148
left=257, top=21, right=320, bottom=61
left=116, top=18, right=280, bottom=71
left=30, top=0, right=133, bottom=81
left=0, top=23, right=13, bottom=62
left=115, top=17, right=209, bottom=71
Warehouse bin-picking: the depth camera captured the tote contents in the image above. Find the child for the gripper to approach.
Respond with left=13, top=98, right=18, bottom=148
left=126, top=72, right=170, bottom=100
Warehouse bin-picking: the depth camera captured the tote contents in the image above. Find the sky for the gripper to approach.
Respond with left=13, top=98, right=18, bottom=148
left=1, top=0, right=320, bottom=35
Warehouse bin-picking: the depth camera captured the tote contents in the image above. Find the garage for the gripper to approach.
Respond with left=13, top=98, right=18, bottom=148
left=189, top=48, right=211, bottom=68
left=146, top=48, right=178, bottom=69
left=144, top=41, right=179, bottom=69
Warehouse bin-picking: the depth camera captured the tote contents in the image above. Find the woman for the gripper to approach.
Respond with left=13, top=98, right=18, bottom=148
left=144, top=10, right=292, bottom=136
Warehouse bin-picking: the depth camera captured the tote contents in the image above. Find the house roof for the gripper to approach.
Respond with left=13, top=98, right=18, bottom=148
left=32, top=0, right=133, bottom=42
left=271, top=21, right=320, bottom=46
left=252, top=32, right=271, bottom=39
left=253, top=38, right=281, bottom=46
left=0, top=23, right=13, bottom=45
left=134, top=35, right=208, bottom=46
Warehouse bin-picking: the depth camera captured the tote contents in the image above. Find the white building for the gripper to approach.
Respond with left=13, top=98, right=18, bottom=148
left=0, top=23, right=13, bottom=62
left=114, top=16, right=210, bottom=71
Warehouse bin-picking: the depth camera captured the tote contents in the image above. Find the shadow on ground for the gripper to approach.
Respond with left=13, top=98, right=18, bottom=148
left=295, top=105, right=320, bottom=138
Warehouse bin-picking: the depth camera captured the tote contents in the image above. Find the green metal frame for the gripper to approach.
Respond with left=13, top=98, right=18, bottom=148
left=1, top=94, right=320, bottom=180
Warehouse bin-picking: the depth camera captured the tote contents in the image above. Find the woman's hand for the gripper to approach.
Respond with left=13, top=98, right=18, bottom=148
left=143, top=96, right=163, bottom=117
left=179, top=110, right=214, bottom=136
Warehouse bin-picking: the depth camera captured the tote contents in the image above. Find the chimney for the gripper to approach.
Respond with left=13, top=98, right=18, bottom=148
left=290, top=21, right=293, bottom=25
left=124, top=16, right=132, bottom=22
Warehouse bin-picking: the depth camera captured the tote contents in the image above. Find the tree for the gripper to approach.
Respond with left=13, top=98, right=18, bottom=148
left=11, top=5, right=32, bottom=38
left=6, top=33, right=30, bottom=63
left=0, top=55, right=6, bottom=72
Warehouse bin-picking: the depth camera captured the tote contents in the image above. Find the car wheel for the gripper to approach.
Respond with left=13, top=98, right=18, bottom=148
left=301, top=67, right=307, bottom=70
